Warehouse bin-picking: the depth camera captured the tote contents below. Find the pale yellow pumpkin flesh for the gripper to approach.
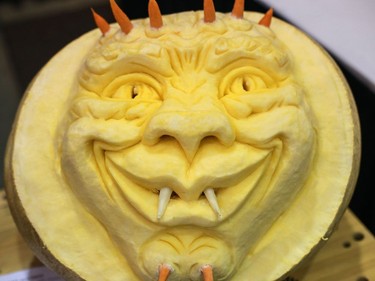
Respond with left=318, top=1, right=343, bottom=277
left=5, top=11, right=360, bottom=281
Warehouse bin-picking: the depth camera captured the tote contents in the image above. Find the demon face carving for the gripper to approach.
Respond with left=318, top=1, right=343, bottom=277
left=62, top=4, right=315, bottom=280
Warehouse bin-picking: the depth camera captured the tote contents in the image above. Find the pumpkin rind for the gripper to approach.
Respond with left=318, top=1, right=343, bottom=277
left=5, top=11, right=360, bottom=281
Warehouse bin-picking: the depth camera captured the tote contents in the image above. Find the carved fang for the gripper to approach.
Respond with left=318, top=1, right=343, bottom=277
left=232, top=0, right=244, bottom=19
left=157, top=187, right=173, bottom=219
left=204, top=0, right=216, bottom=23
left=204, top=188, right=222, bottom=218
left=110, top=0, right=133, bottom=34
left=91, top=8, right=110, bottom=35
left=258, top=8, right=273, bottom=27
left=148, top=0, right=163, bottom=29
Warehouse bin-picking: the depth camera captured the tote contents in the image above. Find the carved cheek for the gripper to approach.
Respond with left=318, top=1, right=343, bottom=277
left=62, top=117, right=143, bottom=196
left=226, top=84, right=314, bottom=146
left=61, top=85, right=162, bottom=214
left=219, top=83, right=316, bottom=207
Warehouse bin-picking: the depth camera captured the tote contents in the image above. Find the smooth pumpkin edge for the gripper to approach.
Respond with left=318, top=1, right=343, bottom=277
left=272, top=20, right=362, bottom=280
left=4, top=77, right=85, bottom=281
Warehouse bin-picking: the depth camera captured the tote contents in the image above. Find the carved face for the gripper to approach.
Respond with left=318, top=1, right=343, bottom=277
left=62, top=11, right=315, bottom=280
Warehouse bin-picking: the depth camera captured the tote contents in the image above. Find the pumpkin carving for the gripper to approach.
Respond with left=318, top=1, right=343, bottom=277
left=5, top=0, right=360, bottom=280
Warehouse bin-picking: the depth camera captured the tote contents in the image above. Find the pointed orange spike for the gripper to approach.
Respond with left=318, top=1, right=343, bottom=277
left=204, top=0, right=216, bottom=23
left=232, top=0, right=244, bottom=19
left=148, top=0, right=163, bottom=28
left=91, top=8, right=110, bottom=35
left=258, top=8, right=273, bottom=27
left=158, top=264, right=172, bottom=281
left=110, top=0, right=133, bottom=34
left=201, top=265, right=214, bottom=281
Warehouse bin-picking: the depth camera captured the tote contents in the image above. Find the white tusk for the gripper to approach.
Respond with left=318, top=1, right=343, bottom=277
left=157, top=187, right=173, bottom=220
left=204, top=188, right=222, bottom=219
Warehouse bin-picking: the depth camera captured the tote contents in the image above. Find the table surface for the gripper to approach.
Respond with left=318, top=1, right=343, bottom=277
left=0, top=190, right=374, bottom=280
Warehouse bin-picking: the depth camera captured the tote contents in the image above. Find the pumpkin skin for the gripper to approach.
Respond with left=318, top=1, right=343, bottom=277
left=4, top=10, right=360, bottom=281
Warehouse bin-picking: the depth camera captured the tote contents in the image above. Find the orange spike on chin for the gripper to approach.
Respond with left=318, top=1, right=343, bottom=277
left=158, top=264, right=172, bottom=281
left=110, top=0, right=133, bottom=34
left=201, top=265, right=214, bottom=281
left=232, top=0, right=244, bottom=19
left=148, top=0, right=163, bottom=29
left=91, top=8, right=110, bottom=35
left=204, top=0, right=216, bottom=23
left=258, top=8, right=273, bottom=27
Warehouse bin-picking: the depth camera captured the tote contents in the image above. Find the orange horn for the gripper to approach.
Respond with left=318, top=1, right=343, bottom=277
left=201, top=265, right=214, bottom=281
left=204, top=0, right=216, bottom=23
left=158, top=264, right=172, bottom=281
left=232, top=0, right=244, bottom=19
left=91, top=8, right=110, bottom=35
left=148, top=0, right=163, bottom=29
left=258, top=8, right=273, bottom=27
left=110, top=0, right=133, bottom=34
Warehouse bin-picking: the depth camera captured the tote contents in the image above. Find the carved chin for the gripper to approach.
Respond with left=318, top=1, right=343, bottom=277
left=139, top=228, right=235, bottom=281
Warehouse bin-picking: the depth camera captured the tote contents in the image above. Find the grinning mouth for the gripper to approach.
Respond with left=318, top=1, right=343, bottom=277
left=102, top=139, right=273, bottom=226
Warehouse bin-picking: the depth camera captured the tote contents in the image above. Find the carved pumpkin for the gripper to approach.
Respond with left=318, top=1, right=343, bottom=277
left=5, top=0, right=360, bottom=280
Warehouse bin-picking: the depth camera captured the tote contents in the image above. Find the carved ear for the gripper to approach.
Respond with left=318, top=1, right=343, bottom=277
left=148, top=0, right=163, bottom=29
left=110, top=0, right=133, bottom=34
left=91, top=8, right=110, bottom=35
left=258, top=8, right=273, bottom=27
left=204, top=0, right=216, bottom=23
left=232, top=0, right=244, bottom=19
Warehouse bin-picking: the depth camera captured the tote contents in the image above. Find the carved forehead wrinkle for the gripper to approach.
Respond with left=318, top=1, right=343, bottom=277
left=82, top=11, right=290, bottom=90
left=84, top=11, right=271, bottom=71
left=209, top=34, right=292, bottom=77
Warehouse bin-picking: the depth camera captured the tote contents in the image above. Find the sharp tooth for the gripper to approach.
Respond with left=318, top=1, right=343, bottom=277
left=157, top=187, right=173, bottom=220
left=204, top=188, right=222, bottom=219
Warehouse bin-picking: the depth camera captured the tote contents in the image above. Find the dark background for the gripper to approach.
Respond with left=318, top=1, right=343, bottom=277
left=0, top=0, right=374, bottom=234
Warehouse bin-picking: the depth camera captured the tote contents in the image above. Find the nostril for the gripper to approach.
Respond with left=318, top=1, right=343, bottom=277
left=159, top=135, right=175, bottom=142
left=200, top=136, right=219, bottom=145
left=143, top=111, right=235, bottom=159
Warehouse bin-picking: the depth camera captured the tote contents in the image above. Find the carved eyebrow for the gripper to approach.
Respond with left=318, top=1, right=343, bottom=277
left=126, top=57, right=174, bottom=78
left=207, top=49, right=291, bottom=80
left=206, top=35, right=291, bottom=73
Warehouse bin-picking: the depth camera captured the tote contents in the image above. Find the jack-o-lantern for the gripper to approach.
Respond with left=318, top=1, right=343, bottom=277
left=5, top=0, right=360, bottom=280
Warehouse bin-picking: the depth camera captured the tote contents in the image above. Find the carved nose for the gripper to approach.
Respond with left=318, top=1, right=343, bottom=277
left=143, top=110, right=235, bottom=161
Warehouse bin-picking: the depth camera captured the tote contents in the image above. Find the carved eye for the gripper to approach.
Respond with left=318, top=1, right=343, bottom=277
left=221, top=67, right=276, bottom=96
left=229, top=75, right=268, bottom=94
left=104, top=73, right=162, bottom=101
left=112, top=83, right=160, bottom=100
